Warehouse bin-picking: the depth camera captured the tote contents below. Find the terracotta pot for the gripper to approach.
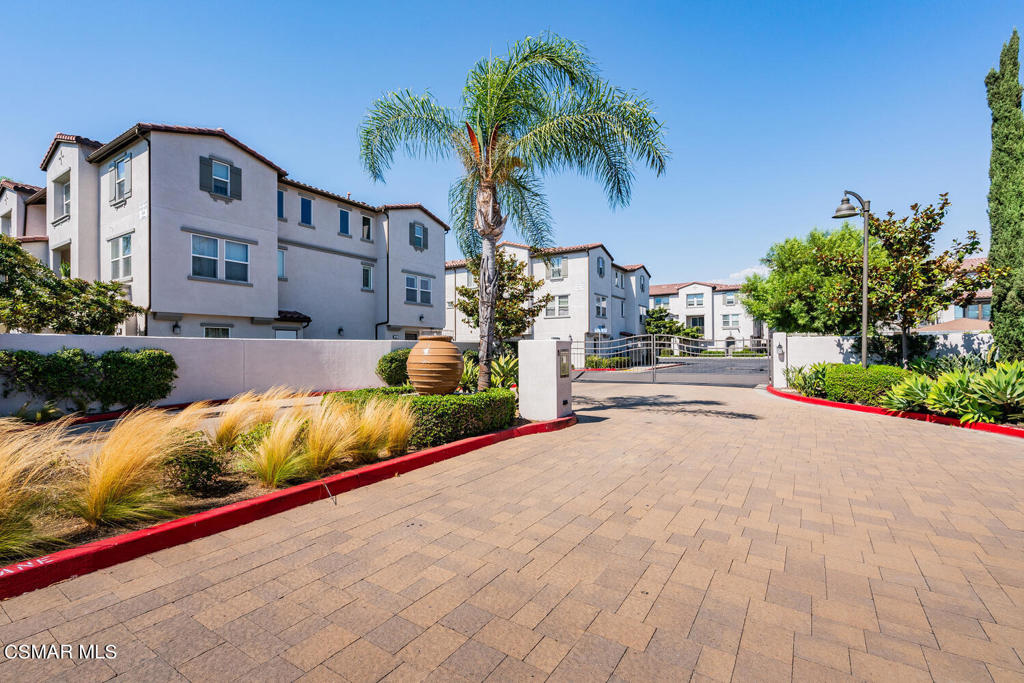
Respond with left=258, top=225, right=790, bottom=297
left=407, top=336, right=464, bottom=395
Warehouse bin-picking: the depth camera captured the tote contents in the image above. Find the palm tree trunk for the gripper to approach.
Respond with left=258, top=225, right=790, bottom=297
left=478, top=235, right=498, bottom=390
left=474, top=182, right=507, bottom=391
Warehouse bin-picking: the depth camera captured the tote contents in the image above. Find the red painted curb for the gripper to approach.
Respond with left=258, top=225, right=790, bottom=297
left=0, top=413, right=577, bottom=600
left=766, top=385, right=1024, bottom=438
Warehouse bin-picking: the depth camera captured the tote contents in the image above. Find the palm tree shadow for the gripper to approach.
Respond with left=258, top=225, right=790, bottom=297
left=573, top=394, right=760, bottom=420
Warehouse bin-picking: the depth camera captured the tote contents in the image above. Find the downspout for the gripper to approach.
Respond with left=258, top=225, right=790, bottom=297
left=374, top=210, right=390, bottom=339
left=143, top=136, right=152, bottom=335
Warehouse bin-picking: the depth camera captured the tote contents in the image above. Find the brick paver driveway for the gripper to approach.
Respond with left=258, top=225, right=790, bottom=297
left=2, top=383, right=1023, bottom=682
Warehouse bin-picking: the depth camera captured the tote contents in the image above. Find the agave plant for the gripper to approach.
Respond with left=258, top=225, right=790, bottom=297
left=880, top=375, right=933, bottom=412
left=971, top=361, right=1024, bottom=423
left=925, top=370, right=996, bottom=424
left=490, top=354, right=519, bottom=389
left=460, top=359, right=479, bottom=392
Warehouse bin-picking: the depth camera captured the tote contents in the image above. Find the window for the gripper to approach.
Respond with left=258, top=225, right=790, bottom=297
left=113, top=155, right=131, bottom=202
left=362, top=264, right=373, bottom=290
left=614, top=271, right=622, bottom=288
left=595, top=295, right=607, bottom=318
left=639, top=305, right=647, bottom=324
left=686, top=293, right=704, bottom=307
left=191, top=235, right=218, bottom=278
left=546, top=294, right=569, bottom=317
left=110, top=234, right=132, bottom=279
left=405, top=332, right=419, bottom=341
left=410, top=223, right=427, bottom=249
left=339, top=209, right=350, bottom=235
left=277, top=249, right=286, bottom=279
left=277, top=190, right=285, bottom=219
left=955, top=302, right=992, bottom=320
left=406, top=276, right=431, bottom=304
left=639, top=275, right=646, bottom=292
left=211, top=160, right=230, bottom=197
left=300, top=197, right=313, bottom=226
left=55, top=179, right=71, bottom=219
left=722, top=313, right=740, bottom=328
left=549, top=256, right=564, bottom=279
left=653, top=296, right=670, bottom=307
left=687, top=315, right=704, bottom=329
left=1, top=212, right=11, bottom=236
left=224, top=241, right=249, bottom=282
left=620, top=300, right=625, bottom=317
left=275, top=329, right=298, bottom=339
left=204, top=327, right=230, bottom=339
left=597, top=256, right=605, bottom=278
left=362, top=216, right=372, bottom=240
left=724, top=292, right=736, bottom=305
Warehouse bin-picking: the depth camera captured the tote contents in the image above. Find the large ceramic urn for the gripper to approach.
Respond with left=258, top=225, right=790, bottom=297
left=407, top=336, right=464, bottom=395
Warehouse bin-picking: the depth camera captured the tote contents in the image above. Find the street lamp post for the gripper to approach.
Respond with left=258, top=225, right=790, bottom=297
left=832, top=191, right=871, bottom=368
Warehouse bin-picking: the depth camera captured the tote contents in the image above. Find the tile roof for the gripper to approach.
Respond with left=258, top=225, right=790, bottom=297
left=650, top=281, right=741, bottom=296
left=380, top=204, right=451, bottom=232
left=0, top=179, right=43, bottom=196
left=39, top=133, right=105, bottom=170
left=276, top=310, right=312, bottom=324
left=282, top=178, right=377, bottom=212
left=915, top=318, right=992, bottom=333
left=86, top=123, right=287, bottom=175
left=617, top=263, right=650, bottom=273
left=499, top=240, right=609, bottom=258
left=445, top=258, right=468, bottom=269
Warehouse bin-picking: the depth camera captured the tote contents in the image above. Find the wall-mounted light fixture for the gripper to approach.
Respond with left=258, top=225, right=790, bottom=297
left=171, top=322, right=181, bottom=335
left=776, top=342, right=784, bottom=361
left=337, top=327, right=344, bottom=336
left=418, top=314, right=424, bottom=322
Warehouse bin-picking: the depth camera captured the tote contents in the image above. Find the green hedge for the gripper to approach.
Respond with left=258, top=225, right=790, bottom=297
left=732, top=349, right=766, bottom=357
left=822, top=364, right=908, bottom=406
left=329, top=387, right=517, bottom=449
left=700, top=350, right=725, bottom=356
left=376, top=348, right=411, bottom=386
left=0, top=347, right=177, bottom=412
left=585, top=355, right=630, bottom=368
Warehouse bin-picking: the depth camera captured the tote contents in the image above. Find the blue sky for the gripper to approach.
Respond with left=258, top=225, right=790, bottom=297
left=1, top=1, right=1019, bottom=283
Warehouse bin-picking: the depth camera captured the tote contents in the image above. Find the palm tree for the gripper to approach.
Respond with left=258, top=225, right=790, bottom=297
left=359, top=33, right=669, bottom=389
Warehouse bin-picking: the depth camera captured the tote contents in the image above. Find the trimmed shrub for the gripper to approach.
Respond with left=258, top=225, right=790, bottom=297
left=822, top=364, right=909, bottom=406
left=700, top=350, right=725, bottom=357
left=585, top=355, right=630, bottom=369
left=329, top=387, right=517, bottom=450
left=376, top=348, right=411, bottom=386
left=164, top=432, right=225, bottom=494
left=0, top=347, right=177, bottom=413
left=732, top=348, right=766, bottom=357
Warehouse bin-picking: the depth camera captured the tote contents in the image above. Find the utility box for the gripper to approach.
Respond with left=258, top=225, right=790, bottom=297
left=518, top=340, right=573, bottom=421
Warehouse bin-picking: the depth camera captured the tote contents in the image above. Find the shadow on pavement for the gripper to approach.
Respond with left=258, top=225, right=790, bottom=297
left=573, top=394, right=760, bottom=420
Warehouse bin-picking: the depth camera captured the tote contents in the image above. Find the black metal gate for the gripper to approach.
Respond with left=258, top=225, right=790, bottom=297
left=570, top=334, right=769, bottom=387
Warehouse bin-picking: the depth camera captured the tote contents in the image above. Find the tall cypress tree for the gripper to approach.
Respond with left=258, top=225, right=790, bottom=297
left=986, top=30, right=1024, bottom=360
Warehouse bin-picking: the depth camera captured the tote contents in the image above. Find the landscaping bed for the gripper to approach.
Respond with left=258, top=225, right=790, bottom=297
left=0, top=385, right=522, bottom=567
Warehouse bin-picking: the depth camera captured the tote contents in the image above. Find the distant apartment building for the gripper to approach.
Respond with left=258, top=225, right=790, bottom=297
left=445, top=242, right=651, bottom=342
left=649, top=281, right=763, bottom=343
left=917, top=257, right=992, bottom=333
left=0, top=124, right=448, bottom=339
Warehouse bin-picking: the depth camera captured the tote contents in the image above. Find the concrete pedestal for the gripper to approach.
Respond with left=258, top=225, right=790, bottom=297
left=518, top=340, right=573, bottom=421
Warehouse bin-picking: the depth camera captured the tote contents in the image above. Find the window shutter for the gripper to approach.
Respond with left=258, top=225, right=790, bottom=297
left=422, top=226, right=428, bottom=250
left=409, top=223, right=415, bottom=246
left=562, top=258, right=569, bottom=276
left=124, top=154, right=132, bottom=196
left=199, top=156, right=213, bottom=192
left=229, top=165, right=242, bottom=199
left=109, top=163, right=117, bottom=202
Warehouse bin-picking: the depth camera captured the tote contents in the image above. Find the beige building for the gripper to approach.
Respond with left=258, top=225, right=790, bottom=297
left=445, top=241, right=651, bottom=343
left=649, top=281, right=764, bottom=343
left=4, top=123, right=448, bottom=339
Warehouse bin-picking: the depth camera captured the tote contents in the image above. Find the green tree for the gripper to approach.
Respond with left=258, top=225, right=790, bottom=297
left=642, top=307, right=701, bottom=337
left=359, top=33, right=668, bottom=388
left=0, top=234, right=142, bottom=334
left=454, top=251, right=552, bottom=345
left=741, top=224, right=887, bottom=334
left=986, top=29, right=1024, bottom=360
left=869, top=194, right=996, bottom=366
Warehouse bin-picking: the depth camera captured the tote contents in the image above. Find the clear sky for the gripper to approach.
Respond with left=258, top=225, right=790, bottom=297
left=1, top=1, right=1019, bottom=284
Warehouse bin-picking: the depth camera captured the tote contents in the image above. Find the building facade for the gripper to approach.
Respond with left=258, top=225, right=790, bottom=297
left=3, top=123, right=448, bottom=339
left=445, top=242, right=651, bottom=342
left=649, top=281, right=763, bottom=343
left=917, top=257, right=992, bottom=333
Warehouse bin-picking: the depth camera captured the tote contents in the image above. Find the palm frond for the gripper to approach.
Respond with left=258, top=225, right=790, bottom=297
left=449, top=175, right=482, bottom=256
left=359, top=90, right=462, bottom=182
left=497, top=170, right=553, bottom=249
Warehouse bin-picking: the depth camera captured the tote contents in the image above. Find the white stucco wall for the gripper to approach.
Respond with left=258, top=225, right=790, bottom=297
left=0, top=334, right=416, bottom=414
left=44, top=142, right=100, bottom=279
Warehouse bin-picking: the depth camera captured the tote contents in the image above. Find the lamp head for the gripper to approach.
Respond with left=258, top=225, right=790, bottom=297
left=832, top=196, right=859, bottom=219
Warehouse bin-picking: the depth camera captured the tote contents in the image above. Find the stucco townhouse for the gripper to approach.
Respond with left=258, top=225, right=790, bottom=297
left=0, top=123, right=448, bottom=340
left=444, top=241, right=651, bottom=343
left=649, top=281, right=764, bottom=344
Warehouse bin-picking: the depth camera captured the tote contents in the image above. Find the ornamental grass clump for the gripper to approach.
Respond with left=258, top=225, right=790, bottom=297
left=303, top=401, right=358, bottom=476
left=251, top=386, right=307, bottom=425
left=350, top=398, right=391, bottom=465
left=0, top=418, right=75, bottom=559
left=385, top=400, right=416, bottom=457
left=239, top=408, right=308, bottom=488
left=212, top=391, right=259, bottom=451
left=67, top=409, right=182, bottom=527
